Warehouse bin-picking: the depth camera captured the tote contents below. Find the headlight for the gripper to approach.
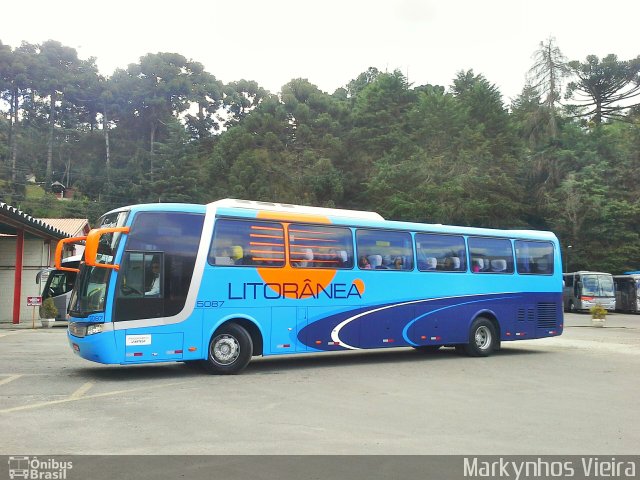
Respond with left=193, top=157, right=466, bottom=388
left=86, top=324, right=104, bottom=336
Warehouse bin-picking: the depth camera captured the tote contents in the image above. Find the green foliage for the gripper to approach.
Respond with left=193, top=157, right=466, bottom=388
left=25, top=184, right=45, bottom=199
left=41, top=297, right=58, bottom=319
left=589, top=304, right=607, bottom=319
left=2, top=39, right=640, bottom=276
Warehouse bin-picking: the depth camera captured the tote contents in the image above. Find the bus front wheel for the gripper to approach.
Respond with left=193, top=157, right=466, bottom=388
left=460, top=317, right=497, bottom=357
left=204, top=323, right=253, bottom=375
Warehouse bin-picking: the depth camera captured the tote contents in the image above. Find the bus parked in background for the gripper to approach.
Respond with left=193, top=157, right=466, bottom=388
left=614, top=274, right=640, bottom=313
left=36, top=255, right=81, bottom=321
left=563, top=271, right=615, bottom=312
left=59, top=199, right=563, bottom=374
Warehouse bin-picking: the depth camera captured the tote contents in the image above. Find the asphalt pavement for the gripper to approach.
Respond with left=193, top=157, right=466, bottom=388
left=1, top=313, right=639, bottom=455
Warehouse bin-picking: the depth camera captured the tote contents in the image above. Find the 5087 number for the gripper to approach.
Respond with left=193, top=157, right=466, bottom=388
left=196, top=300, right=225, bottom=308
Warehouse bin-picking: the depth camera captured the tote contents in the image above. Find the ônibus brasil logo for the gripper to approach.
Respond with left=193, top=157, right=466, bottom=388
left=8, top=456, right=73, bottom=480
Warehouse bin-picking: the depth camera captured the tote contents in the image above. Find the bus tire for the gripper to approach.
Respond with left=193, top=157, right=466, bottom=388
left=204, top=323, right=253, bottom=375
left=461, top=317, right=497, bottom=357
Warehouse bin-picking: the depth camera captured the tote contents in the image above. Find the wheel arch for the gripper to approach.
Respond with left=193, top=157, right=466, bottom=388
left=207, top=314, right=264, bottom=357
left=470, top=309, right=501, bottom=344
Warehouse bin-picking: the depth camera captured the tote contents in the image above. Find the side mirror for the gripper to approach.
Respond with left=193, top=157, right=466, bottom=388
left=54, top=237, right=85, bottom=273
left=84, top=227, right=130, bottom=270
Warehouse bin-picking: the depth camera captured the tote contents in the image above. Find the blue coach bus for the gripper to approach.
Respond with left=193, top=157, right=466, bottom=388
left=60, top=199, right=563, bottom=374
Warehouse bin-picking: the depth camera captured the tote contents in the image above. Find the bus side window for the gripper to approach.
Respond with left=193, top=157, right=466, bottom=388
left=209, top=219, right=285, bottom=267
left=289, top=224, right=354, bottom=269
left=515, top=240, right=554, bottom=275
left=415, top=233, right=466, bottom=272
left=468, top=237, right=514, bottom=274
left=119, top=252, right=162, bottom=297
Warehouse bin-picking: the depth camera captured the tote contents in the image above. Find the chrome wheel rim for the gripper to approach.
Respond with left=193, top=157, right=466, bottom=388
left=211, top=334, right=240, bottom=365
left=474, top=326, right=491, bottom=350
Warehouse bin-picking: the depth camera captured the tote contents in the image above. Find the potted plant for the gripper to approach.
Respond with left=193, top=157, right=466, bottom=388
left=40, top=297, right=58, bottom=328
left=589, top=304, right=607, bottom=327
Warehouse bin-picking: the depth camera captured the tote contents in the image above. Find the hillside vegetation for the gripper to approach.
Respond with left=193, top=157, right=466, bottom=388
left=1, top=39, right=639, bottom=272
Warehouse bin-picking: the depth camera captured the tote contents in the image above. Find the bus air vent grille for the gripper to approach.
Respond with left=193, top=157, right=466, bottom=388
left=536, top=303, right=557, bottom=328
left=516, top=307, right=535, bottom=322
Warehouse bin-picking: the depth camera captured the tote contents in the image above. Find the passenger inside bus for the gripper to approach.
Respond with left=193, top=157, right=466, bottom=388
left=359, top=256, right=372, bottom=269
left=231, top=245, right=244, bottom=264
left=145, top=257, right=161, bottom=296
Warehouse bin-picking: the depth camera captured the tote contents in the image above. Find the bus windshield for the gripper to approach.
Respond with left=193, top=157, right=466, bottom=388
left=582, top=274, right=615, bottom=297
left=68, top=210, right=128, bottom=317
left=69, top=265, right=111, bottom=315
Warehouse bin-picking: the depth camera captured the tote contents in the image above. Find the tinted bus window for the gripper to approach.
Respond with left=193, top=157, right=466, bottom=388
left=209, top=219, right=285, bottom=267
left=356, top=229, right=414, bottom=271
left=44, top=271, right=76, bottom=298
left=289, top=224, right=353, bottom=269
left=416, top=233, right=466, bottom=272
left=115, top=212, right=204, bottom=321
left=468, top=237, right=514, bottom=274
left=515, top=240, right=554, bottom=275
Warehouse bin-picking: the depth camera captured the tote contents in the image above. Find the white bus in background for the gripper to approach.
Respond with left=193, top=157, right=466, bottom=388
left=563, top=271, right=615, bottom=312
left=36, top=255, right=81, bottom=321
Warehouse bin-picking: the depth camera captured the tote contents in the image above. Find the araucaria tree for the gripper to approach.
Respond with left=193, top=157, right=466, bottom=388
left=566, top=54, right=640, bottom=124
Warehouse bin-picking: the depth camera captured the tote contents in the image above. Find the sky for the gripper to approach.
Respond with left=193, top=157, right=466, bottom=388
left=2, top=0, right=639, bottom=103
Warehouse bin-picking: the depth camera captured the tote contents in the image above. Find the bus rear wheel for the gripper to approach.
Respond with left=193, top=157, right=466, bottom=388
left=204, top=323, right=253, bottom=375
left=460, top=317, right=497, bottom=357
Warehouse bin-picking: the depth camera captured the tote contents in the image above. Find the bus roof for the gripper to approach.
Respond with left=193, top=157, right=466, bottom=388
left=565, top=271, right=613, bottom=276
left=106, top=199, right=557, bottom=242
left=208, top=199, right=557, bottom=242
left=208, top=198, right=385, bottom=221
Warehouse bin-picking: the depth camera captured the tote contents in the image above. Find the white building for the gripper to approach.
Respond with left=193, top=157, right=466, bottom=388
left=0, top=203, right=90, bottom=324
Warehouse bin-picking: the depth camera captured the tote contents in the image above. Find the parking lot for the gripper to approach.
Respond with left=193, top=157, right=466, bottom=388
left=1, top=313, right=639, bottom=455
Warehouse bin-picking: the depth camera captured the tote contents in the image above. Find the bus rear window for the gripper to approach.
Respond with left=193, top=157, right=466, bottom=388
left=515, top=240, right=554, bottom=275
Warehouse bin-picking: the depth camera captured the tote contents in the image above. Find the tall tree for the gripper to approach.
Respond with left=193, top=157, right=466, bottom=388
left=222, top=79, right=268, bottom=128
left=109, top=53, right=209, bottom=177
left=184, top=61, right=223, bottom=140
left=566, top=54, right=640, bottom=124
left=527, top=37, right=569, bottom=138
left=345, top=67, right=380, bottom=98
left=0, top=42, right=37, bottom=185
left=35, top=40, right=97, bottom=186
